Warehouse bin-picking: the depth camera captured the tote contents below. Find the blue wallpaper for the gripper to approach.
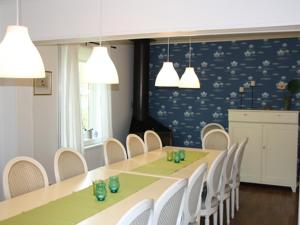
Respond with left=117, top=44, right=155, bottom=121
left=149, top=38, right=300, bottom=147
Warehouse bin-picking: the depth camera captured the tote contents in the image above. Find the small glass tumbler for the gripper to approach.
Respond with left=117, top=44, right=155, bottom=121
left=179, top=149, right=185, bottom=161
left=92, top=180, right=100, bottom=196
left=109, top=176, right=120, bottom=193
left=173, top=151, right=181, bottom=163
left=167, top=150, right=173, bottom=161
left=95, top=181, right=107, bottom=201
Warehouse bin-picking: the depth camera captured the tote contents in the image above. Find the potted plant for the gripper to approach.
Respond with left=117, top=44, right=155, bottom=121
left=284, top=79, right=299, bottom=110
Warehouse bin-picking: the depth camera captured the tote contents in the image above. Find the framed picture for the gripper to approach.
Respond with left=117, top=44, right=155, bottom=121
left=33, top=71, right=52, bottom=95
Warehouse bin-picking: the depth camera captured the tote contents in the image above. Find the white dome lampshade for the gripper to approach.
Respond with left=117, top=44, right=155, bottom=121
left=179, top=67, right=200, bottom=88
left=155, top=62, right=179, bottom=87
left=0, top=25, right=45, bottom=78
left=85, top=46, right=119, bottom=84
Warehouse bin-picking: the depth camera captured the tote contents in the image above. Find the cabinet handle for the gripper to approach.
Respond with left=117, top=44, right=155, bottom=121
left=262, top=146, right=266, bottom=150
left=243, top=113, right=248, bottom=116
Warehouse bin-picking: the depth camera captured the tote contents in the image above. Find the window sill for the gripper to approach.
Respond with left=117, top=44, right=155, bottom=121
left=84, top=143, right=103, bottom=151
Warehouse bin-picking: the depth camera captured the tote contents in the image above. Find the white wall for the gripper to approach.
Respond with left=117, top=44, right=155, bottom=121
left=0, top=79, right=34, bottom=200
left=33, top=46, right=59, bottom=184
left=110, top=44, right=134, bottom=144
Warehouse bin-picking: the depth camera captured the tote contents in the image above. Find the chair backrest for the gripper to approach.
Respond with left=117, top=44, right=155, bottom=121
left=104, top=138, right=127, bottom=165
left=116, top=199, right=154, bottom=225
left=219, top=143, right=238, bottom=195
left=153, top=178, right=188, bottom=225
left=126, top=134, right=147, bottom=158
left=233, top=138, right=249, bottom=180
left=201, top=123, right=225, bottom=141
left=205, top=150, right=227, bottom=209
left=183, top=163, right=207, bottom=225
left=202, top=129, right=230, bottom=150
left=54, top=148, right=88, bottom=182
left=3, top=156, right=49, bottom=199
left=144, top=130, right=163, bottom=152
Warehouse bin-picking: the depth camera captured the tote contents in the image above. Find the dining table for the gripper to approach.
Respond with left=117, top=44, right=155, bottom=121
left=0, top=146, right=222, bottom=225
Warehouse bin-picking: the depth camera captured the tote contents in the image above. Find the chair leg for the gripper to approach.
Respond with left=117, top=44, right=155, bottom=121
left=236, top=187, right=239, bottom=211
left=231, top=188, right=235, bottom=219
left=213, top=212, right=218, bottom=225
left=205, top=216, right=209, bottom=225
left=219, top=201, right=223, bottom=225
left=226, top=198, right=230, bottom=225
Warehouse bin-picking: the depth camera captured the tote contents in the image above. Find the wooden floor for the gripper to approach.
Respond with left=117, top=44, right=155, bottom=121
left=203, top=183, right=298, bottom=225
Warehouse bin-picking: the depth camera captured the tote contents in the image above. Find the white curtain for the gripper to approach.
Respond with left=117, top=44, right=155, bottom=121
left=89, top=83, right=113, bottom=143
left=58, top=45, right=83, bottom=152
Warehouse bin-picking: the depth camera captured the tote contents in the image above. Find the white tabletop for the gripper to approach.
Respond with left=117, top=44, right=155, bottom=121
left=0, top=147, right=221, bottom=225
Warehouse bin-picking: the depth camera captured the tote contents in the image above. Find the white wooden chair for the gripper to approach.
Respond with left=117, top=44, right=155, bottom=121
left=54, top=148, right=88, bottom=182
left=144, top=130, right=163, bottom=152
left=104, top=138, right=127, bottom=165
left=201, top=123, right=225, bottom=141
left=153, top=178, right=188, bottom=225
left=126, top=134, right=147, bottom=158
left=3, top=156, right=49, bottom=199
left=116, top=199, right=154, bottom=225
left=199, top=150, right=227, bottom=225
left=181, top=163, right=207, bottom=225
left=230, top=138, right=248, bottom=219
left=218, top=143, right=238, bottom=225
left=202, top=129, right=230, bottom=151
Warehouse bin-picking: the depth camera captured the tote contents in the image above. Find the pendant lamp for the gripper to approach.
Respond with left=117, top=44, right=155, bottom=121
left=155, top=38, right=179, bottom=87
left=85, top=0, right=119, bottom=84
left=179, top=37, right=200, bottom=88
left=85, top=46, right=119, bottom=84
left=0, top=0, right=45, bottom=78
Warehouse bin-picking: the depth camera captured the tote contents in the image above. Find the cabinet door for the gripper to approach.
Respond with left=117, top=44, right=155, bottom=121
left=262, top=124, right=297, bottom=188
left=229, top=122, right=263, bottom=183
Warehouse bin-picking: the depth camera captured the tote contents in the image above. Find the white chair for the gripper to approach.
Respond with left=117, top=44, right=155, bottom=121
left=218, top=143, right=238, bottom=225
left=153, top=178, right=188, bottom=225
left=116, top=199, right=154, bottom=225
left=104, top=138, right=127, bottom=165
left=199, top=150, right=227, bottom=225
left=54, top=148, right=88, bottom=182
left=126, top=134, right=147, bottom=158
left=202, top=129, right=230, bottom=151
left=230, top=138, right=248, bottom=219
left=201, top=123, right=225, bottom=141
left=144, top=130, right=163, bottom=152
left=181, top=163, right=207, bottom=225
left=3, top=156, right=49, bottom=199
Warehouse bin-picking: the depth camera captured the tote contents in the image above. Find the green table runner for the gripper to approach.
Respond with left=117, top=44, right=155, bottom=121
left=0, top=173, right=158, bottom=225
left=133, top=151, right=209, bottom=176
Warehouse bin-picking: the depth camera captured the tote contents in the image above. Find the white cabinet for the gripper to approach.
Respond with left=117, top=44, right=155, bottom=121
left=228, top=109, right=298, bottom=192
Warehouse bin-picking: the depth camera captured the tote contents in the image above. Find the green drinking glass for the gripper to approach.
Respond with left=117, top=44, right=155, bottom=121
left=179, top=149, right=185, bottom=161
left=167, top=150, right=173, bottom=161
left=92, top=180, right=100, bottom=196
left=109, top=176, right=120, bottom=193
left=95, top=181, right=107, bottom=201
left=173, top=151, right=180, bottom=163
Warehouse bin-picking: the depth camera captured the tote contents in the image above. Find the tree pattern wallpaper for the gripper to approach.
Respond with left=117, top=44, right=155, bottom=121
left=149, top=38, right=300, bottom=147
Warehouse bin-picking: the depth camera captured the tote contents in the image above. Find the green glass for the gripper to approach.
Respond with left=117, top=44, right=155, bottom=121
left=109, top=176, right=120, bottom=193
left=167, top=150, right=173, bottom=161
left=179, top=149, right=185, bottom=161
left=173, top=151, right=180, bottom=163
left=92, top=180, right=100, bottom=196
left=95, top=181, right=107, bottom=201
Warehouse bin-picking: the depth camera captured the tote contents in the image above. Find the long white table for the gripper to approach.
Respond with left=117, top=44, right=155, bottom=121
left=0, top=147, right=221, bottom=225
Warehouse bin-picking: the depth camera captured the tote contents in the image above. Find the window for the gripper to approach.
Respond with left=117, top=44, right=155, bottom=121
left=79, top=51, right=112, bottom=147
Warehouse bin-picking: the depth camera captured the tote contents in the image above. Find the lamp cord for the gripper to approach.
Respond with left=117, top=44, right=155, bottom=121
left=99, top=0, right=102, bottom=46
left=16, top=0, right=19, bottom=25
left=167, top=38, right=170, bottom=62
left=189, top=37, right=191, bottom=67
